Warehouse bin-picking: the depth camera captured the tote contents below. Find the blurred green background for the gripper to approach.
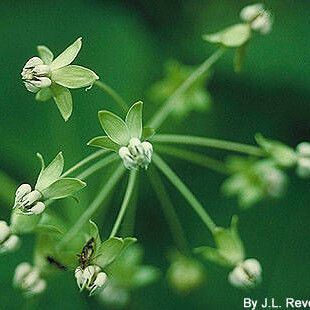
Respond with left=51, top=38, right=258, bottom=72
left=0, top=0, right=309, bottom=309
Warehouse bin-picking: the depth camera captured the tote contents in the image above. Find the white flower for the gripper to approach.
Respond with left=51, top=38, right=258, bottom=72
left=228, top=258, right=262, bottom=289
left=0, top=220, right=20, bottom=254
left=13, top=184, right=45, bottom=215
left=14, top=262, right=47, bottom=296
left=118, top=138, right=153, bottom=170
left=240, top=3, right=272, bottom=35
left=21, top=57, right=51, bottom=93
left=296, top=142, right=310, bottom=178
left=75, top=265, right=108, bottom=296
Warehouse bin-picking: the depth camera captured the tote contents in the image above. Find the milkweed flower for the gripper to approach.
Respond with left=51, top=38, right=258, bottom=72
left=14, top=262, right=47, bottom=297
left=0, top=220, right=20, bottom=254
left=295, top=142, right=310, bottom=178
left=12, top=152, right=86, bottom=216
left=88, top=101, right=155, bottom=170
left=75, top=265, right=108, bottom=296
left=228, top=258, right=262, bottom=289
left=21, top=37, right=99, bottom=121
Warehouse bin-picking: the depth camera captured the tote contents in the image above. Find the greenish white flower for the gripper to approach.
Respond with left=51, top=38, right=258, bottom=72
left=12, top=152, right=86, bottom=216
left=0, top=220, right=20, bottom=254
left=75, top=265, right=108, bottom=296
left=22, top=37, right=99, bottom=121
left=295, top=142, right=310, bottom=178
left=14, top=262, right=47, bottom=297
left=240, top=3, right=273, bottom=34
left=88, top=101, right=155, bottom=170
left=228, top=258, right=262, bottom=289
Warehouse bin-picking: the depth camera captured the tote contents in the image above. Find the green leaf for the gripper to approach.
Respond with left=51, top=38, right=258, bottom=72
left=195, top=246, right=231, bottom=267
left=35, top=88, right=53, bottom=102
left=95, top=237, right=124, bottom=269
left=41, top=178, right=86, bottom=199
left=98, top=111, right=130, bottom=146
left=255, top=133, right=297, bottom=167
left=35, top=224, right=64, bottom=236
left=203, top=23, right=251, bottom=47
left=37, top=45, right=54, bottom=65
left=123, top=237, right=137, bottom=251
left=89, top=220, right=102, bottom=253
left=35, top=152, right=64, bottom=192
left=125, top=101, right=143, bottom=139
left=50, top=84, right=73, bottom=121
left=50, top=37, right=82, bottom=70
left=142, top=127, right=156, bottom=140
left=87, top=136, right=120, bottom=152
left=51, top=65, right=99, bottom=89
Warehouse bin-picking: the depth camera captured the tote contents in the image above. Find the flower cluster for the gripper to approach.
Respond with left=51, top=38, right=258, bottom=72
left=14, top=263, right=46, bottom=297
left=88, top=101, right=155, bottom=170
left=75, top=265, right=107, bottom=296
left=0, top=220, right=20, bottom=254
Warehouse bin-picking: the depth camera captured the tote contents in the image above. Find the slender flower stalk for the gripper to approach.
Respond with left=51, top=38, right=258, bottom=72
left=109, top=170, right=137, bottom=238
left=147, top=48, right=226, bottom=129
left=153, top=134, right=264, bottom=157
left=57, top=164, right=126, bottom=249
left=148, top=167, right=189, bottom=254
left=156, top=145, right=229, bottom=174
left=153, top=153, right=216, bottom=233
left=61, top=149, right=108, bottom=177
left=94, top=80, right=128, bottom=113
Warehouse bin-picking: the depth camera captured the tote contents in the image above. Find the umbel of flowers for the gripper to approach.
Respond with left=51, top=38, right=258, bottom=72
left=88, top=101, right=154, bottom=170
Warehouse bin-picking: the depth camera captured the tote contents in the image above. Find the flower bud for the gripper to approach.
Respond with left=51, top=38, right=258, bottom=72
left=14, top=262, right=46, bottom=296
left=75, top=267, right=84, bottom=290
left=28, top=202, right=46, bottom=215
left=1, top=235, right=21, bottom=253
left=15, top=184, right=32, bottom=203
left=296, top=142, right=310, bottom=178
left=228, top=258, right=262, bottom=289
left=119, top=146, right=137, bottom=170
left=0, top=221, right=11, bottom=243
left=89, top=272, right=108, bottom=296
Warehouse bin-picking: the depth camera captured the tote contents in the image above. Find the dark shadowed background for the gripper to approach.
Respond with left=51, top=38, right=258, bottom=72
left=0, top=0, right=309, bottom=309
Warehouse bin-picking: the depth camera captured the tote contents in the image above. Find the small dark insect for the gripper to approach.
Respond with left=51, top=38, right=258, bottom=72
left=78, top=237, right=95, bottom=269
left=46, top=256, right=67, bottom=271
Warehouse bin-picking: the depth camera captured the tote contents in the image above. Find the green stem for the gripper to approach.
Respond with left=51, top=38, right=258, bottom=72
left=148, top=166, right=189, bottom=254
left=110, top=170, right=137, bottom=238
left=61, top=149, right=108, bottom=177
left=153, top=134, right=264, bottom=157
left=147, top=48, right=226, bottom=129
left=153, top=153, right=216, bottom=233
left=57, top=164, right=126, bottom=249
left=156, top=145, right=229, bottom=175
left=76, top=153, right=118, bottom=179
left=94, top=80, right=128, bottom=113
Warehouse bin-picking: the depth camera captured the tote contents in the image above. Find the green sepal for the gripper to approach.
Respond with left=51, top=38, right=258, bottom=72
left=194, top=246, right=231, bottom=267
left=37, top=45, right=54, bottom=65
left=51, top=65, right=99, bottom=89
left=255, top=133, right=297, bottom=167
left=10, top=211, right=42, bottom=234
left=35, top=88, right=53, bottom=102
left=87, top=136, right=120, bottom=152
left=203, top=23, right=251, bottom=47
left=142, top=127, right=156, bottom=140
left=125, top=101, right=143, bottom=139
left=41, top=178, right=86, bottom=199
left=98, top=110, right=130, bottom=146
left=35, top=152, right=64, bottom=192
left=50, top=83, right=73, bottom=121
left=95, top=237, right=124, bottom=269
left=50, top=37, right=82, bottom=71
